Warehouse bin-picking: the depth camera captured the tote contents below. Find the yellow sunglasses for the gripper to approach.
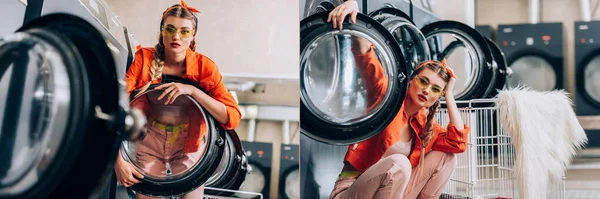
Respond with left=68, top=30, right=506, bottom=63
left=413, top=75, right=444, bottom=96
left=161, top=26, right=194, bottom=38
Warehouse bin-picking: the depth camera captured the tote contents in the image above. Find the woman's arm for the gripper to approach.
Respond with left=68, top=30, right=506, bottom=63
left=443, top=75, right=464, bottom=129
left=189, top=87, right=229, bottom=124
left=155, top=61, right=241, bottom=129
left=444, top=94, right=464, bottom=130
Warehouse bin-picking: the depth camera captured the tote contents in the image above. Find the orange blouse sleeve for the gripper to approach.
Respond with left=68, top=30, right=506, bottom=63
left=199, top=58, right=242, bottom=130
left=353, top=45, right=388, bottom=111
left=125, top=49, right=145, bottom=95
left=431, top=122, right=470, bottom=153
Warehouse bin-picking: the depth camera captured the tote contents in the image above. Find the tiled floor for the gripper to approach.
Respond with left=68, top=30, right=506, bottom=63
left=565, top=190, right=600, bottom=199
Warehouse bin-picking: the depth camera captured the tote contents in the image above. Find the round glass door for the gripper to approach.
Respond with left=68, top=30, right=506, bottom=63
left=300, top=12, right=408, bottom=145
left=0, top=14, right=124, bottom=199
left=507, top=56, right=556, bottom=91
left=283, top=168, right=300, bottom=199
left=123, top=80, right=225, bottom=197
left=485, top=37, right=510, bottom=98
left=369, top=8, right=431, bottom=78
left=421, top=21, right=495, bottom=100
left=583, top=56, right=600, bottom=104
left=204, top=130, right=248, bottom=197
left=235, top=162, right=266, bottom=198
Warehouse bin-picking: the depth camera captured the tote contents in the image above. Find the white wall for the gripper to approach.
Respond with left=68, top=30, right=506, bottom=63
left=105, top=0, right=299, bottom=79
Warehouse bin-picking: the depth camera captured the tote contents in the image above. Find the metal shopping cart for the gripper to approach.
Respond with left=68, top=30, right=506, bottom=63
left=202, top=187, right=263, bottom=199
left=436, top=99, right=566, bottom=199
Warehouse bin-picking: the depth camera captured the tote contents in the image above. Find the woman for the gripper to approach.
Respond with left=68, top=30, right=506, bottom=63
left=328, top=1, right=469, bottom=198
left=114, top=1, right=241, bottom=198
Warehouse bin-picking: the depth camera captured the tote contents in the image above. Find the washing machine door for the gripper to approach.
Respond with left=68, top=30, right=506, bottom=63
left=300, top=12, right=409, bottom=145
left=506, top=51, right=558, bottom=91
left=0, top=14, right=141, bottom=199
left=123, top=75, right=226, bottom=197
left=280, top=164, right=300, bottom=199
left=578, top=53, right=600, bottom=110
left=421, top=21, right=495, bottom=100
left=485, top=38, right=511, bottom=98
left=204, top=130, right=248, bottom=196
left=368, top=7, right=432, bottom=78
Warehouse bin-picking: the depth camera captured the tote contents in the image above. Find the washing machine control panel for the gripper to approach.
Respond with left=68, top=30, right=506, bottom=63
left=242, top=141, right=273, bottom=164
left=280, top=144, right=299, bottom=161
left=497, top=23, right=563, bottom=49
left=575, top=21, right=600, bottom=46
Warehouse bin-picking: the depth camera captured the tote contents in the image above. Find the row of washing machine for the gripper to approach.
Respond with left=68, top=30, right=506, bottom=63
left=238, top=142, right=300, bottom=199
left=475, top=23, right=600, bottom=147
left=299, top=0, right=600, bottom=148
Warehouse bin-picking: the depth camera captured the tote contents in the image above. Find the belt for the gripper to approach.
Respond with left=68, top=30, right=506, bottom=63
left=151, top=120, right=188, bottom=133
left=338, top=170, right=360, bottom=179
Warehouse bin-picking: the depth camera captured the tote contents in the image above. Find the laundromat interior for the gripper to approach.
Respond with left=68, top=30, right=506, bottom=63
left=2, top=0, right=600, bottom=199
left=0, top=0, right=299, bottom=199
left=299, top=0, right=600, bottom=199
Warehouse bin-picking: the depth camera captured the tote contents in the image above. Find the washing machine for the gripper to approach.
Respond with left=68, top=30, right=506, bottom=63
left=574, top=21, right=600, bottom=147
left=278, top=144, right=299, bottom=199
left=300, top=0, right=365, bottom=20
left=496, top=23, right=564, bottom=91
left=366, top=0, right=439, bottom=28
left=0, top=0, right=147, bottom=198
left=237, top=141, right=272, bottom=199
left=123, top=26, right=140, bottom=70
left=476, top=25, right=493, bottom=40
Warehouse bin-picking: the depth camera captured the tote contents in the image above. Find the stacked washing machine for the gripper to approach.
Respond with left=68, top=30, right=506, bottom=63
left=237, top=141, right=273, bottom=199
left=279, top=144, right=300, bottom=199
left=574, top=21, right=600, bottom=148
left=496, top=23, right=564, bottom=92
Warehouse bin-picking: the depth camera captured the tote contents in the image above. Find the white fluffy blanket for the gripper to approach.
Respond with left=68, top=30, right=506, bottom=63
left=496, top=86, right=588, bottom=199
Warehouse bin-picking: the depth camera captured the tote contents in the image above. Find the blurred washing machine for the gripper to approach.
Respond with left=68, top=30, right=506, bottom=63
left=278, top=144, right=299, bottom=199
left=123, top=26, right=140, bottom=70
left=237, top=141, right=273, bottom=199
left=476, top=25, right=493, bottom=40
left=0, top=0, right=145, bottom=198
left=574, top=21, right=600, bottom=147
left=300, top=0, right=365, bottom=20
left=496, top=23, right=564, bottom=91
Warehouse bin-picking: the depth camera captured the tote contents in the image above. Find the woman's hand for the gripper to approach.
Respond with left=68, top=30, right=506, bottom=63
left=114, top=156, right=144, bottom=187
left=444, top=67, right=456, bottom=99
left=327, top=0, right=359, bottom=30
left=155, top=82, right=198, bottom=104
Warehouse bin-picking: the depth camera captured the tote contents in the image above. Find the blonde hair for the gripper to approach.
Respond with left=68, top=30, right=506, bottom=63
left=411, top=61, right=451, bottom=170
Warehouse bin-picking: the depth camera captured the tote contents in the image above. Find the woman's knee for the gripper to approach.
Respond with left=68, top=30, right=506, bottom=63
left=382, top=154, right=412, bottom=178
left=427, top=151, right=456, bottom=170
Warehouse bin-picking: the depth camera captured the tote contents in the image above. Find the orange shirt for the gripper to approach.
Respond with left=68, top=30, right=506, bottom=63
left=125, top=47, right=242, bottom=153
left=343, top=47, right=469, bottom=173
